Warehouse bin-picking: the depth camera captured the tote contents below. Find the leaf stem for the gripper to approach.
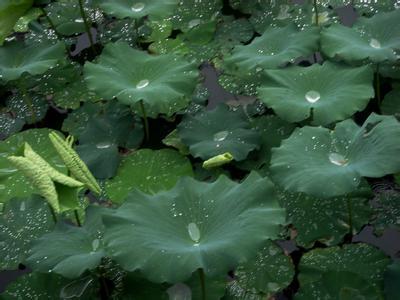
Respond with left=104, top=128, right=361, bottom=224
left=74, top=209, right=82, bottom=227
left=139, top=100, right=150, bottom=141
left=198, top=268, right=206, bottom=300
left=77, top=0, right=96, bottom=56
left=313, top=0, right=319, bottom=26
left=48, top=203, right=58, bottom=224
left=375, top=64, right=382, bottom=105
left=346, top=197, right=353, bottom=235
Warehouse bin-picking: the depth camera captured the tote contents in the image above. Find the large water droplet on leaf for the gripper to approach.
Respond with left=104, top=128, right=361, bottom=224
left=136, top=79, right=149, bottom=89
left=369, top=38, right=381, bottom=49
left=131, top=2, right=145, bottom=12
left=329, top=153, right=348, bottom=166
left=305, top=90, right=321, bottom=103
left=187, top=222, right=201, bottom=242
left=213, top=130, right=229, bottom=142
left=96, top=142, right=112, bottom=149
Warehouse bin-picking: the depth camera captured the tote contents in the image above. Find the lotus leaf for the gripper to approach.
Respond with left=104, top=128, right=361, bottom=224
left=321, top=10, right=400, bottom=63
left=371, top=190, right=400, bottom=235
left=105, top=148, right=193, bottom=203
left=178, top=105, right=260, bottom=161
left=97, top=0, right=178, bottom=20
left=0, top=129, right=67, bottom=204
left=271, top=113, right=400, bottom=197
left=381, top=87, right=400, bottom=118
left=6, top=92, right=49, bottom=124
left=0, top=0, right=33, bottom=45
left=227, top=240, right=295, bottom=299
left=224, top=24, right=319, bottom=72
left=0, top=195, right=53, bottom=270
left=297, top=244, right=390, bottom=299
left=84, top=42, right=199, bottom=117
left=258, top=62, right=374, bottom=125
left=26, top=206, right=106, bottom=278
left=281, top=186, right=372, bottom=248
left=102, top=172, right=285, bottom=282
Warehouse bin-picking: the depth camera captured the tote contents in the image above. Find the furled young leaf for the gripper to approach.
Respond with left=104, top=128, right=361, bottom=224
left=0, top=272, right=68, bottom=300
left=84, top=42, right=199, bottom=117
left=224, top=24, right=319, bottom=72
left=97, top=0, right=179, bottom=20
left=321, top=10, right=400, bottom=63
left=105, top=148, right=193, bottom=203
left=177, top=105, right=260, bottom=161
left=49, top=132, right=101, bottom=195
left=0, top=129, right=67, bottom=204
left=258, top=62, right=374, bottom=125
left=271, top=114, right=400, bottom=197
left=227, top=240, right=295, bottom=299
left=0, top=0, right=33, bottom=45
left=0, top=41, right=65, bottom=82
left=281, top=185, right=373, bottom=248
left=103, top=172, right=285, bottom=283
left=370, top=190, right=400, bottom=235
left=296, top=244, right=390, bottom=299
left=26, top=206, right=106, bottom=278
left=0, top=195, right=53, bottom=270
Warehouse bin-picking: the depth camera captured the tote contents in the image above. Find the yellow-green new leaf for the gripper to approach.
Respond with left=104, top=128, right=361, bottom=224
left=203, top=152, right=233, bottom=169
left=49, top=132, right=101, bottom=195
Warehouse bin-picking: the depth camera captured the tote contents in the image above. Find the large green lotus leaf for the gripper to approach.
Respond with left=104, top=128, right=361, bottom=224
left=0, top=129, right=67, bottom=204
left=105, top=149, right=193, bottom=204
left=0, top=195, right=53, bottom=270
left=370, top=190, right=400, bottom=235
left=98, top=18, right=139, bottom=47
left=384, top=261, right=400, bottom=300
left=218, top=70, right=264, bottom=96
left=0, top=112, right=24, bottom=140
left=44, top=0, right=86, bottom=35
left=257, top=62, right=374, bottom=125
left=177, top=105, right=261, bottom=161
left=0, top=272, right=68, bottom=300
left=321, top=10, right=400, bottom=63
left=84, top=42, right=199, bottom=117
left=381, top=87, right=400, bottom=118
left=103, top=172, right=285, bottom=283
left=0, top=40, right=65, bottom=82
left=235, top=115, right=296, bottom=174
left=297, top=244, right=390, bottom=299
left=26, top=206, right=106, bottom=278
left=226, top=240, right=295, bottom=299
left=0, top=0, right=33, bottom=45
left=271, top=114, right=400, bottom=197
left=97, top=0, right=179, bottom=19
left=171, top=0, right=222, bottom=32
left=6, top=92, right=49, bottom=125
left=281, top=186, right=373, bottom=248
left=296, top=271, right=382, bottom=300
left=224, top=24, right=319, bottom=72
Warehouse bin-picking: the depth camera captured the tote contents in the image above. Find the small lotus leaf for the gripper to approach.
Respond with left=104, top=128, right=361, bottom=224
left=224, top=24, right=319, bottom=72
left=105, top=148, right=193, bottom=203
left=271, top=114, right=400, bottom=197
left=257, top=62, right=374, bottom=125
left=0, top=41, right=65, bottom=82
left=178, top=105, right=261, bottom=161
left=97, top=0, right=179, bottom=20
left=103, top=172, right=285, bottom=283
left=84, top=42, right=199, bottom=117
left=371, top=190, right=400, bottom=235
left=321, top=10, right=400, bottom=63
left=26, top=206, right=106, bottom=278
left=0, top=195, right=53, bottom=270
left=297, top=244, right=390, bottom=299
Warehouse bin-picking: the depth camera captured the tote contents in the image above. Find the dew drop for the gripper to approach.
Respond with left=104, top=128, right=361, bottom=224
left=74, top=18, right=84, bottom=23
left=96, top=142, right=112, bottom=149
left=213, top=130, right=228, bottom=142
left=187, top=222, right=201, bottom=243
left=131, top=2, right=145, bottom=12
left=136, top=79, right=149, bottom=89
left=369, top=38, right=381, bottom=49
left=305, top=90, right=320, bottom=103
left=92, top=239, right=100, bottom=251
left=329, top=153, right=348, bottom=166
left=188, top=19, right=201, bottom=28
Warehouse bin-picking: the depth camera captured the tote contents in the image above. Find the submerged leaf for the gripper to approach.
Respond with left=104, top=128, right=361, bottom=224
left=103, top=172, right=285, bottom=282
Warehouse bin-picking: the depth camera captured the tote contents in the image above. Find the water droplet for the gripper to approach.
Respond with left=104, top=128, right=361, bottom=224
left=213, top=130, right=228, bottom=142
left=369, top=38, right=381, bottom=49
left=187, top=222, right=201, bottom=242
left=74, top=18, right=84, bottom=23
left=329, top=153, right=348, bottom=166
left=20, top=201, right=26, bottom=211
left=131, top=2, right=145, bottom=12
left=305, top=90, right=320, bottom=103
left=136, top=79, right=149, bottom=89
left=96, top=142, right=112, bottom=149
left=92, top=239, right=100, bottom=251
